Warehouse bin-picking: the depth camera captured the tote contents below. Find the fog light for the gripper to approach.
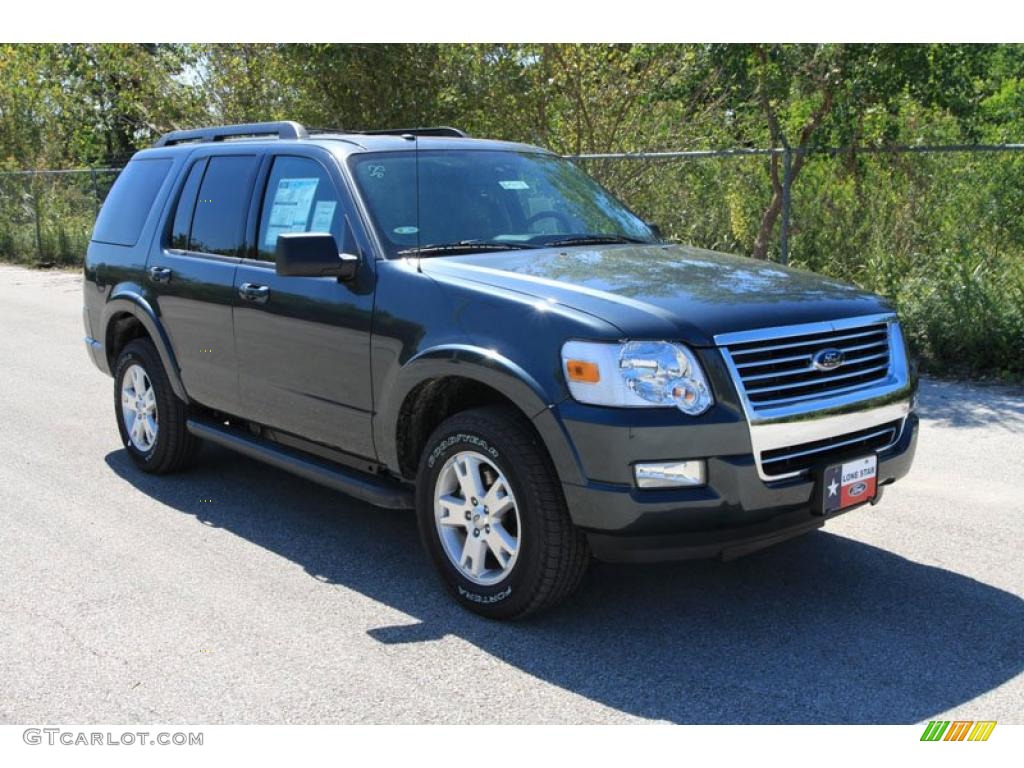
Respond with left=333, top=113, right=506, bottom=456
left=634, top=460, right=706, bottom=488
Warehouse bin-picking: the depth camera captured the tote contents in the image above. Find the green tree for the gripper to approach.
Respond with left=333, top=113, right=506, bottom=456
left=706, top=43, right=997, bottom=258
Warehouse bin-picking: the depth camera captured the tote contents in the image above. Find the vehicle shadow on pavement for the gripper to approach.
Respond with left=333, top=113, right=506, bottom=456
left=106, top=445, right=1024, bottom=724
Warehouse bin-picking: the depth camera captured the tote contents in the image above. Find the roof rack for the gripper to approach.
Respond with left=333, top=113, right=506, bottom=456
left=359, top=127, right=468, bottom=138
left=153, top=121, right=309, bottom=148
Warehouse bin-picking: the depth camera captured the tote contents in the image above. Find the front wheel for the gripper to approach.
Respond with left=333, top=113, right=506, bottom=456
left=415, top=407, right=590, bottom=619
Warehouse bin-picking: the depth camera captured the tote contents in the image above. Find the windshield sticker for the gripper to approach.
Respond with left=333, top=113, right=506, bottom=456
left=265, top=177, right=319, bottom=246
left=498, top=180, right=529, bottom=190
left=394, top=226, right=418, bottom=235
left=310, top=201, right=337, bottom=232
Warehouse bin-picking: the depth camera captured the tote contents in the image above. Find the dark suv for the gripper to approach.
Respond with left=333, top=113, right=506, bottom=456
left=83, top=121, right=918, bottom=618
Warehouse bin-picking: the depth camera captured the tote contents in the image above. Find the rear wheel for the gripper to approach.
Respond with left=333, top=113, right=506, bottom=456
left=113, top=338, right=200, bottom=474
left=416, top=406, right=590, bottom=619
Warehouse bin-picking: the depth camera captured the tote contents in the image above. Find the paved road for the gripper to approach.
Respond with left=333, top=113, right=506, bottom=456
left=0, top=264, right=1021, bottom=724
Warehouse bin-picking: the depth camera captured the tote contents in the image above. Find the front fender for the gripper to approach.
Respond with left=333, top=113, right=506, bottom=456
left=101, top=288, right=188, bottom=401
left=374, top=344, right=586, bottom=486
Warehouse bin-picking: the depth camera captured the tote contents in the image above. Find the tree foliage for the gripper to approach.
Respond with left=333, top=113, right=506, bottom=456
left=0, top=43, right=1022, bottom=377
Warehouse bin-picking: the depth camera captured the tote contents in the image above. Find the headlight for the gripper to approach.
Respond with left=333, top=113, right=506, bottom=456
left=561, top=340, right=713, bottom=415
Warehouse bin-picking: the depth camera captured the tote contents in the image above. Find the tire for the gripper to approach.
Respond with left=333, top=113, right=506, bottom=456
left=113, top=338, right=200, bottom=474
left=415, top=406, right=590, bottom=619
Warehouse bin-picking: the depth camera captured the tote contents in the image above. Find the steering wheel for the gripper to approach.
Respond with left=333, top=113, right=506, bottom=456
left=525, top=210, right=572, bottom=233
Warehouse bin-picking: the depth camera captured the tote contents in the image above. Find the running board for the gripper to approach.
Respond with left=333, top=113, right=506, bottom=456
left=186, top=418, right=413, bottom=510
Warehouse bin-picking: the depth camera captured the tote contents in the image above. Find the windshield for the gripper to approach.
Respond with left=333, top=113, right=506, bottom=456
left=348, top=149, right=657, bottom=257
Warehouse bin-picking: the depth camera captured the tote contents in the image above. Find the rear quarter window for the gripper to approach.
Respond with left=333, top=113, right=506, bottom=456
left=91, top=158, right=173, bottom=246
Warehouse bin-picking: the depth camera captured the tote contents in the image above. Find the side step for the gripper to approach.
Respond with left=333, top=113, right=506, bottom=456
left=186, top=418, right=413, bottom=510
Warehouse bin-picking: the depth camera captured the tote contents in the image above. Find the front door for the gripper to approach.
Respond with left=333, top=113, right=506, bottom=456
left=232, top=152, right=376, bottom=458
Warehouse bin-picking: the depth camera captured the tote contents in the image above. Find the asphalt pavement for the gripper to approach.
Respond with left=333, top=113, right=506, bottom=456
left=0, top=264, right=1021, bottom=724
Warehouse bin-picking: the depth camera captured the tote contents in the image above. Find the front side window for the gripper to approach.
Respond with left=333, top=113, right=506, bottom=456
left=349, top=150, right=655, bottom=257
left=257, top=155, right=348, bottom=262
left=188, top=155, right=259, bottom=256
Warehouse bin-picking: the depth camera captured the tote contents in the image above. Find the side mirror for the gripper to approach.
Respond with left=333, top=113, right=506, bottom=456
left=275, top=232, right=359, bottom=281
left=646, top=222, right=664, bottom=241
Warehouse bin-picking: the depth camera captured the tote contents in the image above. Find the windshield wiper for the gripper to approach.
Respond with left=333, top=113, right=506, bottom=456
left=543, top=234, right=649, bottom=247
left=398, top=240, right=538, bottom=257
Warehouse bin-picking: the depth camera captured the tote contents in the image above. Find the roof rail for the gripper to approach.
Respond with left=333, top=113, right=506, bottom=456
left=153, top=121, right=309, bottom=148
left=360, top=127, right=468, bottom=138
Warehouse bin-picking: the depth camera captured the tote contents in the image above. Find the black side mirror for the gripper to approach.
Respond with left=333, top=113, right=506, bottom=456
left=646, top=222, right=664, bottom=241
left=275, top=232, right=359, bottom=281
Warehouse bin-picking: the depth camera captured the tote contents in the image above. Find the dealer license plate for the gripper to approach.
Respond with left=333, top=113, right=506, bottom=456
left=821, top=455, right=878, bottom=514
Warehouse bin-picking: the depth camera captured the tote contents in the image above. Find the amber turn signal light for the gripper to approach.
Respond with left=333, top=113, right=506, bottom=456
left=565, top=359, right=600, bottom=383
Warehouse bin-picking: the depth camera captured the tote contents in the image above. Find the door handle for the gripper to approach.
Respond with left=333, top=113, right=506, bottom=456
left=148, top=266, right=172, bottom=283
left=239, top=282, right=270, bottom=304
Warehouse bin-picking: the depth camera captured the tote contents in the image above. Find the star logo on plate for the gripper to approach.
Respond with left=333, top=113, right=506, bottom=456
left=827, top=478, right=839, bottom=497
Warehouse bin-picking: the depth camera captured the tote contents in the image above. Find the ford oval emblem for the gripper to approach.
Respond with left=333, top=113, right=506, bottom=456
left=812, top=347, right=845, bottom=372
left=849, top=481, right=868, bottom=498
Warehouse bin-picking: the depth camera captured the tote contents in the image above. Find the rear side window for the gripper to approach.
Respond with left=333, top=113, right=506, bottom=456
left=188, top=155, right=259, bottom=256
left=169, top=159, right=206, bottom=250
left=91, top=158, right=173, bottom=246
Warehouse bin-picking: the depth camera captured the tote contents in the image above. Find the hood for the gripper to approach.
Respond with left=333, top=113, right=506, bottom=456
left=419, top=243, right=892, bottom=346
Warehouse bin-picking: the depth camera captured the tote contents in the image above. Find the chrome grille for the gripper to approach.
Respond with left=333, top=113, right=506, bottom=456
left=760, top=420, right=902, bottom=478
left=721, top=319, right=893, bottom=411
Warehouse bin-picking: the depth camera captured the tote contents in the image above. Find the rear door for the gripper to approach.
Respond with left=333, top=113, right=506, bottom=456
left=232, top=150, right=377, bottom=458
left=147, top=152, right=260, bottom=414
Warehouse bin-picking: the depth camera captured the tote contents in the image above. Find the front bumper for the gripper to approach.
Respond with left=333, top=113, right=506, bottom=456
left=555, top=404, right=918, bottom=563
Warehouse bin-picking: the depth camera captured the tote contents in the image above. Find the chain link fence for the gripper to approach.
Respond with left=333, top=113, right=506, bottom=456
left=1, top=144, right=1022, bottom=374
left=0, top=168, right=121, bottom=266
left=574, top=143, right=1024, bottom=376
left=4, top=144, right=1022, bottom=267
left=571, top=143, right=1024, bottom=262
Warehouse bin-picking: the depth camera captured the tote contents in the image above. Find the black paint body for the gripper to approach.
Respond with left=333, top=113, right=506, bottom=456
left=83, top=134, right=917, bottom=560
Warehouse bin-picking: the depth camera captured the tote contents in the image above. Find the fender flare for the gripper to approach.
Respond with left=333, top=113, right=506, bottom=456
left=374, top=344, right=585, bottom=486
left=101, top=289, right=189, bottom=402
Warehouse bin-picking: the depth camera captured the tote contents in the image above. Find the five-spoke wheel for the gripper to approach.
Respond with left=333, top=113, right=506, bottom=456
left=416, top=406, right=590, bottom=619
left=113, top=338, right=199, bottom=473
left=120, top=363, right=159, bottom=452
left=434, top=450, right=521, bottom=586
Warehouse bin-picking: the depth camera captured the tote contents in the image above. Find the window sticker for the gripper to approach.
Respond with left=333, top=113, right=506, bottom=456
left=265, top=177, right=319, bottom=247
left=498, top=180, right=529, bottom=190
left=394, top=226, right=418, bottom=235
left=310, top=201, right=337, bottom=232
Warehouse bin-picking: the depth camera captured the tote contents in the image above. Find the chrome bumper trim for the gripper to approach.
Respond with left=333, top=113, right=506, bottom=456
left=751, top=402, right=911, bottom=480
left=763, top=423, right=900, bottom=466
